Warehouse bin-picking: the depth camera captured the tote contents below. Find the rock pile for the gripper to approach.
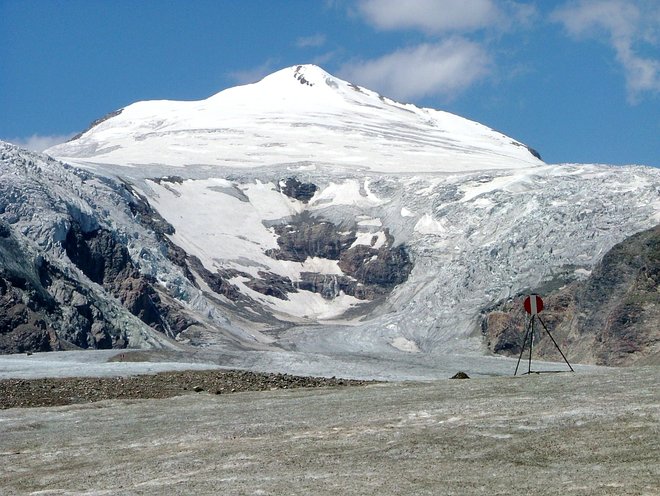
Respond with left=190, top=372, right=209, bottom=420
left=0, top=369, right=375, bottom=409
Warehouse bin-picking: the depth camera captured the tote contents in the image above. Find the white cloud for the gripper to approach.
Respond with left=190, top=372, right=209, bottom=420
left=227, top=59, right=280, bottom=85
left=339, top=39, right=491, bottom=101
left=346, top=1, right=536, bottom=102
left=11, top=134, right=74, bottom=152
left=357, top=0, right=535, bottom=34
left=551, top=0, right=639, bottom=39
left=551, top=0, right=660, bottom=102
left=358, top=0, right=499, bottom=33
left=296, top=34, right=327, bottom=48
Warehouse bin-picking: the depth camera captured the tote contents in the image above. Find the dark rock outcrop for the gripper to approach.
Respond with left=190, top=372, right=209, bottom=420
left=267, top=213, right=356, bottom=262
left=0, top=276, right=57, bottom=353
left=277, top=177, right=317, bottom=203
left=185, top=256, right=243, bottom=301
left=244, top=271, right=297, bottom=300
left=266, top=212, right=412, bottom=302
left=450, top=371, right=470, bottom=379
left=64, top=222, right=132, bottom=286
left=62, top=221, right=197, bottom=338
left=339, top=242, right=412, bottom=288
left=0, top=226, right=127, bottom=353
left=297, top=273, right=357, bottom=300
left=527, top=146, right=542, bottom=160
left=294, top=65, right=314, bottom=86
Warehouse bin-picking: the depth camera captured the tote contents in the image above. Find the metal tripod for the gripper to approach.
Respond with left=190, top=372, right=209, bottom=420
left=514, top=314, right=574, bottom=375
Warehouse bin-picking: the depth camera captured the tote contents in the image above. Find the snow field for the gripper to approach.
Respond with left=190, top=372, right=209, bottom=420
left=48, top=65, right=544, bottom=173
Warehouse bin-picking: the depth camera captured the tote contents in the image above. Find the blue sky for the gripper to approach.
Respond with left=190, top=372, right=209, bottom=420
left=1, top=0, right=658, bottom=166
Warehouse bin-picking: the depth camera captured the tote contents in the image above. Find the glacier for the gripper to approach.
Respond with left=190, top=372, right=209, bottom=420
left=1, top=63, right=653, bottom=366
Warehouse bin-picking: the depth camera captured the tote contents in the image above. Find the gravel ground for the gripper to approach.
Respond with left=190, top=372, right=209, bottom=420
left=0, top=369, right=372, bottom=409
left=1, top=366, right=658, bottom=495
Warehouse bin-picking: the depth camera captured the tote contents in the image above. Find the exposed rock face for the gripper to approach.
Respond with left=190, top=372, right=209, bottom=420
left=297, top=273, right=357, bottom=300
left=267, top=213, right=356, bottom=262
left=481, top=225, right=660, bottom=366
left=244, top=271, right=297, bottom=300
left=0, top=223, right=127, bottom=353
left=338, top=242, right=411, bottom=289
left=0, top=276, right=57, bottom=353
left=481, top=288, right=578, bottom=358
left=526, top=146, right=542, bottom=160
left=186, top=257, right=241, bottom=301
left=294, top=65, right=314, bottom=86
left=64, top=222, right=133, bottom=287
left=62, top=221, right=197, bottom=338
left=266, top=212, right=412, bottom=301
left=124, top=184, right=196, bottom=284
left=277, top=177, right=317, bottom=203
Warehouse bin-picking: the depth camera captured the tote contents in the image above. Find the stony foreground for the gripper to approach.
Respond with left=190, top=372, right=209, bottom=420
left=0, top=369, right=371, bottom=409
left=1, top=367, right=658, bottom=495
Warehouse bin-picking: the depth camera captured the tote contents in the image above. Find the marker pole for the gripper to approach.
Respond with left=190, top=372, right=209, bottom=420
left=528, top=316, right=534, bottom=374
left=514, top=316, right=533, bottom=376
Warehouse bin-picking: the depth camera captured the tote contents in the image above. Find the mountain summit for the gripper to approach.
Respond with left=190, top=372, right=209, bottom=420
left=48, top=64, right=542, bottom=173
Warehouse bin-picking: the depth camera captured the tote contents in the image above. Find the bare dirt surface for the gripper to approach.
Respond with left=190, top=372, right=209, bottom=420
left=1, top=367, right=658, bottom=495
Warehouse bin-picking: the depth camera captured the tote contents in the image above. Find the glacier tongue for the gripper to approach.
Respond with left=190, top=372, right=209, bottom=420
left=269, top=164, right=660, bottom=354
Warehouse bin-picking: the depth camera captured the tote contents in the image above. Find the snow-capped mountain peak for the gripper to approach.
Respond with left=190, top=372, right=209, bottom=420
left=234, top=64, right=339, bottom=94
left=47, top=64, right=543, bottom=173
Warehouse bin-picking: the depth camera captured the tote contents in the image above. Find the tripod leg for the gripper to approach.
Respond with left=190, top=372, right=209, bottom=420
left=537, top=315, right=574, bottom=372
left=514, top=317, right=533, bottom=376
left=528, top=316, right=534, bottom=374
